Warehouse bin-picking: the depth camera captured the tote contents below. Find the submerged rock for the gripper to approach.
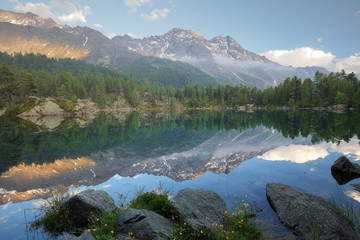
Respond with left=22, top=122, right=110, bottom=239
left=331, top=155, right=360, bottom=185
left=115, top=208, right=173, bottom=240
left=60, top=189, right=117, bottom=228
left=266, top=182, right=359, bottom=240
left=172, top=188, right=226, bottom=231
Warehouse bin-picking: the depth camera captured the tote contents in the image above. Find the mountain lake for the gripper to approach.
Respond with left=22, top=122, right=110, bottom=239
left=0, top=110, right=360, bottom=239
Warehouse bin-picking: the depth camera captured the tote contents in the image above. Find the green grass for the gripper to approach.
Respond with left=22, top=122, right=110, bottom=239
left=129, top=190, right=173, bottom=218
left=29, top=186, right=79, bottom=236
left=86, top=211, right=118, bottom=240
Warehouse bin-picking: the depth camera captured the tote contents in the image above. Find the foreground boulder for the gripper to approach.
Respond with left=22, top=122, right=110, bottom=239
left=60, top=189, right=117, bottom=228
left=172, top=188, right=226, bottom=231
left=331, top=155, right=360, bottom=185
left=115, top=209, right=173, bottom=240
left=266, top=182, right=359, bottom=240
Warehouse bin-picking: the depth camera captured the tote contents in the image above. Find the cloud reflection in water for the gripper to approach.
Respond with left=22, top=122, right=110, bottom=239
left=259, top=139, right=360, bottom=163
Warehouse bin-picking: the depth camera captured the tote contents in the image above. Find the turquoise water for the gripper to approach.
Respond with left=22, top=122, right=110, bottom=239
left=0, top=110, right=360, bottom=239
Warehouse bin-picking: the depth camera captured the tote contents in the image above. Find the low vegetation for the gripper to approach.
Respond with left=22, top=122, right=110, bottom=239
left=29, top=187, right=264, bottom=240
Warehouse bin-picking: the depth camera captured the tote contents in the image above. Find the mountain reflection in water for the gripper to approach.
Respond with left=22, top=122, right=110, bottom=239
left=0, top=110, right=360, bottom=240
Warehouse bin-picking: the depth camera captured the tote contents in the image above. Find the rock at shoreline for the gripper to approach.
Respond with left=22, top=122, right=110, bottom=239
left=60, top=189, right=117, bottom=228
left=331, top=155, right=360, bottom=185
left=115, top=208, right=172, bottom=240
left=172, top=188, right=226, bottom=231
left=266, top=182, right=360, bottom=240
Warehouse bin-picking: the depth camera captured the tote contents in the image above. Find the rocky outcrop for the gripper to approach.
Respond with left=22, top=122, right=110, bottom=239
left=115, top=209, right=173, bottom=240
left=60, top=189, right=117, bottom=228
left=172, top=188, right=226, bottom=231
left=266, top=182, right=360, bottom=240
left=331, top=155, right=360, bottom=185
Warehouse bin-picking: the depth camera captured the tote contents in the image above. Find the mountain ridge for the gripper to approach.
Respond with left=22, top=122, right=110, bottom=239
left=0, top=9, right=329, bottom=89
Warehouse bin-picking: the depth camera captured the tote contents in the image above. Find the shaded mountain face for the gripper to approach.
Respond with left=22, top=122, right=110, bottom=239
left=112, top=28, right=329, bottom=89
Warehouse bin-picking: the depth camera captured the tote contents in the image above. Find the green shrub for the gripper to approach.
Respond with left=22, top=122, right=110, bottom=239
left=129, top=191, right=172, bottom=218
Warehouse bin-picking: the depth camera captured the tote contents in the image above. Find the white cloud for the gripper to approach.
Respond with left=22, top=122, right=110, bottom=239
left=259, top=143, right=330, bottom=163
left=335, top=55, right=360, bottom=74
left=261, top=47, right=360, bottom=73
left=356, top=10, right=360, bottom=15
left=31, top=199, right=46, bottom=208
left=94, top=23, right=104, bottom=29
left=10, top=0, right=90, bottom=24
left=124, top=0, right=152, bottom=13
left=345, top=190, right=360, bottom=202
left=317, top=37, right=323, bottom=43
left=141, top=8, right=170, bottom=21
left=2, top=203, right=10, bottom=210
left=58, top=5, right=90, bottom=24
left=260, top=47, right=336, bottom=69
left=102, top=184, right=111, bottom=188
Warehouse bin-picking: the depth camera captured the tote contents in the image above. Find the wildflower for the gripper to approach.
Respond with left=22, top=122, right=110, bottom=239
left=104, top=224, right=107, bottom=227
left=201, top=230, right=203, bottom=234
left=180, top=232, right=182, bottom=236
left=184, top=222, right=187, bottom=226
left=226, top=237, right=229, bottom=240
left=111, top=230, right=114, bottom=234
left=87, top=229, right=91, bottom=233
left=96, top=218, right=99, bottom=221
left=205, top=217, right=210, bottom=220
left=225, top=194, right=227, bottom=197
left=212, top=223, right=214, bottom=226
left=242, top=200, right=244, bottom=202
left=245, top=194, right=247, bottom=197
left=225, top=211, right=228, bottom=214
left=234, top=195, right=236, bottom=197
left=49, top=202, right=53, bottom=206
left=232, top=212, right=235, bottom=216
left=93, top=229, right=96, bottom=232
left=124, top=207, right=127, bottom=210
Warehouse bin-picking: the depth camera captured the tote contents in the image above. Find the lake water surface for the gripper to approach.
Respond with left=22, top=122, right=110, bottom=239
left=1, top=110, right=360, bottom=239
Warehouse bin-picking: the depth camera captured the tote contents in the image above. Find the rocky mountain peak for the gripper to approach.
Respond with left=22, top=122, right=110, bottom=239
left=0, top=9, right=60, bottom=29
left=164, top=28, right=206, bottom=41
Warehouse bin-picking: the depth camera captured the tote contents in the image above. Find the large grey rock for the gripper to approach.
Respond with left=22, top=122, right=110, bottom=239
left=61, top=189, right=117, bottom=228
left=115, top=208, right=172, bottom=240
left=266, top=182, right=360, bottom=240
left=331, top=156, right=360, bottom=185
left=172, top=188, right=226, bottom=231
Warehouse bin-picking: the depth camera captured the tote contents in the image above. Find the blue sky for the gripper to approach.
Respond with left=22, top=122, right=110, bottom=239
left=1, top=0, right=360, bottom=73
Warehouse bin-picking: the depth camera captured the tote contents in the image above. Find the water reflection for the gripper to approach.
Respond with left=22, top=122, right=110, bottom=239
left=259, top=139, right=360, bottom=164
left=0, top=110, right=360, bottom=239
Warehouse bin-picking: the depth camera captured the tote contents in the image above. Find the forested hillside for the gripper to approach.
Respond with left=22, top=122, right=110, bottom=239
left=0, top=52, right=359, bottom=115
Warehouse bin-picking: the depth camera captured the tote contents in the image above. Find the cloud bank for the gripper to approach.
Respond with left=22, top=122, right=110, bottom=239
left=261, top=47, right=360, bottom=74
left=10, top=0, right=90, bottom=24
